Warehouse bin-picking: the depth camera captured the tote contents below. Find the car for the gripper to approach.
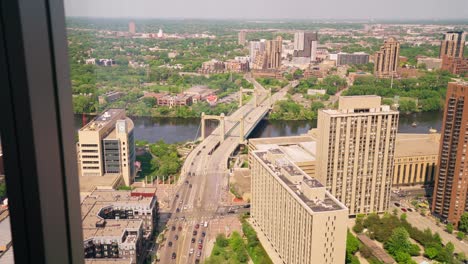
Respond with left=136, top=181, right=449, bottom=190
left=401, top=208, right=407, bottom=212
left=189, top=248, right=194, bottom=255
left=175, top=194, right=179, bottom=198
left=227, top=210, right=235, bottom=214
left=168, top=241, right=173, bottom=247
left=175, top=235, right=179, bottom=240
left=394, top=202, right=401, bottom=207
left=171, top=226, right=176, bottom=231
left=197, top=251, right=201, bottom=257
left=189, top=184, right=192, bottom=188
left=195, top=224, right=200, bottom=229
left=243, top=204, right=251, bottom=208
left=203, top=145, right=206, bottom=149
left=191, top=238, right=196, bottom=243
left=201, top=231, right=206, bottom=237
left=185, top=180, right=189, bottom=184
left=198, top=239, right=203, bottom=244
left=171, top=252, right=176, bottom=259
left=204, top=221, right=208, bottom=227
left=198, top=244, right=203, bottom=249
left=193, top=230, right=197, bottom=236
left=178, top=226, right=182, bottom=231
left=195, top=259, right=200, bottom=264
left=407, top=208, right=414, bottom=212
left=176, top=208, right=180, bottom=213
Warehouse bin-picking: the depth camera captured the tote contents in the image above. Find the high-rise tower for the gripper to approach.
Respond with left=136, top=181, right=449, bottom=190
left=374, top=37, right=400, bottom=78
left=440, top=31, right=466, bottom=59
left=316, top=96, right=399, bottom=215
left=432, top=82, right=468, bottom=225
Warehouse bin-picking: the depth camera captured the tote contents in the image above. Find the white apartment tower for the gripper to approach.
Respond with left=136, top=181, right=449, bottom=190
left=316, top=96, right=399, bottom=215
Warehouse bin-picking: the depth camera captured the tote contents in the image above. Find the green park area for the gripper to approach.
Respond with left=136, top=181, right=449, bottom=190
left=205, top=216, right=272, bottom=264
left=135, top=140, right=182, bottom=182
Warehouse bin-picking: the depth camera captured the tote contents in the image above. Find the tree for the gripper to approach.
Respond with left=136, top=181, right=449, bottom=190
left=0, top=183, right=6, bottom=198
left=446, top=242, right=455, bottom=254
left=457, top=231, right=466, bottom=240
left=400, top=213, right=408, bottom=221
left=446, top=223, right=454, bottom=234
left=399, top=99, right=417, bottom=113
left=459, top=212, right=468, bottom=233
left=424, top=247, right=438, bottom=259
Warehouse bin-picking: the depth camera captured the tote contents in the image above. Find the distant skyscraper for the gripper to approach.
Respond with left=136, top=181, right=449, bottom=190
left=440, top=31, right=466, bottom=59
left=249, top=40, right=266, bottom=64
left=374, top=37, right=400, bottom=78
left=293, top=32, right=318, bottom=61
left=317, top=96, right=399, bottom=215
left=265, top=36, right=282, bottom=69
left=432, top=82, right=468, bottom=225
left=238, top=31, right=246, bottom=46
left=128, top=20, right=136, bottom=34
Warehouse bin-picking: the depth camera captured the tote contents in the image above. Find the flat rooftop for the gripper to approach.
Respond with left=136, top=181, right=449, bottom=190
left=254, top=149, right=346, bottom=213
left=250, top=135, right=316, bottom=163
left=80, top=109, right=125, bottom=132
left=395, top=133, right=440, bottom=157
left=81, top=189, right=156, bottom=241
left=79, top=174, right=122, bottom=193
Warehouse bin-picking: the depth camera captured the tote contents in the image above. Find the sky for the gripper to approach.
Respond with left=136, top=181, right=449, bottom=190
left=64, top=0, right=468, bottom=20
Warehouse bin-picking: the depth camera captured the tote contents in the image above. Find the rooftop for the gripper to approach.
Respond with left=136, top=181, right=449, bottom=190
left=250, top=135, right=316, bottom=163
left=79, top=174, right=122, bottom=193
left=253, top=149, right=346, bottom=213
left=80, top=109, right=125, bottom=132
left=81, top=189, right=156, bottom=241
left=395, top=133, right=440, bottom=157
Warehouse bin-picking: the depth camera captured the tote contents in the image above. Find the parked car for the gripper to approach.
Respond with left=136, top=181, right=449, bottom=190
left=175, top=235, right=179, bottom=240
left=189, top=248, right=194, bottom=255
left=171, top=226, right=176, bottom=231
left=243, top=204, right=251, bottom=208
left=407, top=208, right=414, bottom=212
left=197, top=251, right=201, bottom=257
left=191, top=238, right=196, bottom=243
left=401, top=208, right=407, bottom=212
left=195, top=224, right=200, bottom=229
left=172, top=252, right=176, bottom=259
left=198, top=244, right=203, bottom=249
left=193, top=230, right=197, bottom=236
left=198, top=239, right=203, bottom=244
left=201, top=231, right=206, bottom=237
left=168, top=241, right=173, bottom=247
left=394, top=202, right=400, bottom=207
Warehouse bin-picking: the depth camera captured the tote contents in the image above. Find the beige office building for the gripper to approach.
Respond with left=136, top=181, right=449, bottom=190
left=78, top=109, right=136, bottom=186
left=317, top=96, right=399, bottom=215
left=374, top=37, right=400, bottom=78
left=251, top=148, right=348, bottom=264
left=393, top=133, right=440, bottom=187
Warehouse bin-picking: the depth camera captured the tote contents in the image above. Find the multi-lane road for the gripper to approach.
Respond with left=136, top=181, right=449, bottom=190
left=157, top=77, right=288, bottom=263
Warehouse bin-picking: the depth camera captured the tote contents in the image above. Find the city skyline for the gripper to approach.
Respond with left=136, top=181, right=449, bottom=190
left=64, top=0, right=468, bottom=20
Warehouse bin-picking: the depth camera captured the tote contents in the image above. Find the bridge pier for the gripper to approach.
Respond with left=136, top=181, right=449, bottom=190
left=200, top=112, right=225, bottom=142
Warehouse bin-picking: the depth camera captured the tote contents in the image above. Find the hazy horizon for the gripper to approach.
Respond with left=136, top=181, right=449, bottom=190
left=64, top=0, right=468, bottom=21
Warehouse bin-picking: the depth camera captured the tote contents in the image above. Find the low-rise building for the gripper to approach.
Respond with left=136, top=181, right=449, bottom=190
left=441, top=56, right=468, bottom=76
left=81, top=188, right=158, bottom=264
left=336, top=52, right=369, bottom=66
left=183, top=85, right=213, bottom=102
left=393, top=133, right=440, bottom=187
left=417, top=57, right=442, bottom=70
left=99, top=91, right=125, bottom=105
left=251, top=148, right=348, bottom=264
left=225, top=59, right=249, bottom=73
left=157, top=94, right=193, bottom=108
left=199, top=59, right=225, bottom=74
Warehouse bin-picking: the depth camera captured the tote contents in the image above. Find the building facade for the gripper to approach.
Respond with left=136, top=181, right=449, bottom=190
left=238, top=31, right=246, bottom=46
left=337, top=52, right=369, bottom=66
left=432, top=82, right=468, bottom=225
left=78, top=109, right=136, bottom=186
left=249, top=40, right=266, bottom=65
left=393, top=133, right=440, bottom=187
left=374, top=37, right=400, bottom=78
left=441, top=56, right=468, bottom=76
left=293, top=32, right=318, bottom=61
left=317, top=96, right=399, bottom=215
left=265, top=36, right=282, bottom=69
left=440, top=31, right=466, bottom=59
left=251, top=148, right=348, bottom=264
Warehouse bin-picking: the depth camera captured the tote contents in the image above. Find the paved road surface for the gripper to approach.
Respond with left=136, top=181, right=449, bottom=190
left=157, top=76, right=289, bottom=263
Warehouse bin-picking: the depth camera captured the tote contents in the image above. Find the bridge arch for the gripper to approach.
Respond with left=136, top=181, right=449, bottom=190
left=239, top=87, right=258, bottom=107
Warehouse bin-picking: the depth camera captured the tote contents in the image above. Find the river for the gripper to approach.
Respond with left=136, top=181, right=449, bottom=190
left=74, top=111, right=444, bottom=144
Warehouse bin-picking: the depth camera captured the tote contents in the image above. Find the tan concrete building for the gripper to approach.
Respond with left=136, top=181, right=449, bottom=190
left=238, top=31, right=246, bottom=46
left=251, top=148, right=348, bottom=264
left=374, top=37, right=400, bottom=78
left=317, top=96, right=399, bottom=215
left=393, top=133, right=440, bottom=187
left=433, top=82, right=468, bottom=225
left=81, top=188, right=157, bottom=264
left=78, top=109, right=136, bottom=186
left=265, top=36, right=282, bottom=69
left=440, top=31, right=466, bottom=59
left=249, top=135, right=317, bottom=177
